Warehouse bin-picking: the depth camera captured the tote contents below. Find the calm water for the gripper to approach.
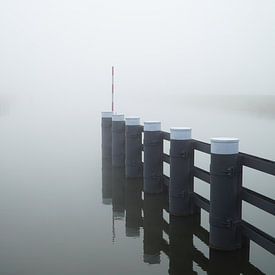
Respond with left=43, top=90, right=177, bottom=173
left=0, top=94, right=274, bottom=274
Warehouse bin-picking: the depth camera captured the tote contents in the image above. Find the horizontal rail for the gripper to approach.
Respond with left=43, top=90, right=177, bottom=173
left=240, top=152, right=275, bottom=176
left=193, top=193, right=210, bottom=212
left=162, top=153, right=170, bottom=164
left=193, top=166, right=210, bottom=184
left=241, top=220, right=275, bottom=255
left=162, top=131, right=171, bottom=141
left=163, top=175, right=170, bottom=187
left=192, top=140, right=211, bottom=154
left=242, top=187, right=275, bottom=216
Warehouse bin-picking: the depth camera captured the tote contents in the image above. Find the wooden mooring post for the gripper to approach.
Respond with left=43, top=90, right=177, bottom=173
left=169, top=127, right=197, bottom=216
left=125, top=117, right=143, bottom=178
left=143, top=121, right=163, bottom=194
left=111, top=114, right=125, bottom=168
left=210, top=138, right=242, bottom=250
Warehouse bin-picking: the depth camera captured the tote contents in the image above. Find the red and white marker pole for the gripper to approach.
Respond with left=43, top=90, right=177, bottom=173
left=112, top=66, right=114, bottom=112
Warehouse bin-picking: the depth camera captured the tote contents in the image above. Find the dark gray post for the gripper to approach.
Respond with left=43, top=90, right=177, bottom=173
left=102, top=157, right=112, bottom=205
left=210, top=138, right=242, bottom=251
left=125, top=178, right=143, bottom=237
left=169, top=214, right=200, bottom=275
left=101, top=111, right=113, bottom=160
left=125, top=117, right=143, bottom=178
left=143, top=193, right=163, bottom=264
left=143, top=121, right=163, bottom=194
left=169, top=127, right=197, bottom=216
left=112, top=114, right=125, bottom=168
left=112, top=167, right=125, bottom=218
left=101, top=112, right=113, bottom=205
left=209, top=244, right=250, bottom=275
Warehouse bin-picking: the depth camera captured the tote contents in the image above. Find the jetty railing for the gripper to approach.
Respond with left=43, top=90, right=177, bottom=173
left=101, top=112, right=275, bottom=254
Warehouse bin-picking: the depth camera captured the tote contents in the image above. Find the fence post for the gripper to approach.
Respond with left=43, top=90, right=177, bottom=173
left=125, top=117, right=143, bottom=178
left=210, top=138, right=242, bottom=250
left=143, top=193, right=163, bottom=264
left=143, top=121, right=163, bottom=194
left=101, top=111, right=113, bottom=160
left=112, top=114, right=125, bottom=168
left=125, top=178, right=143, bottom=237
left=102, top=156, right=112, bottom=205
left=112, top=167, right=125, bottom=219
left=169, top=214, right=200, bottom=274
left=209, top=244, right=250, bottom=274
left=169, top=127, right=196, bottom=216
left=101, top=111, right=113, bottom=205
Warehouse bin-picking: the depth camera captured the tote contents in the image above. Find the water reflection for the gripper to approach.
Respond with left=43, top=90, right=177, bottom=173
left=209, top=246, right=248, bottom=275
left=143, top=193, right=164, bottom=264
left=101, top=157, right=112, bottom=205
left=112, top=167, right=125, bottom=219
left=169, top=215, right=200, bottom=275
left=125, top=179, right=142, bottom=237
left=102, top=161, right=265, bottom=274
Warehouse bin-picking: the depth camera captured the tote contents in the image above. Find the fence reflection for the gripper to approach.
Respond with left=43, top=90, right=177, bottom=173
left=101, top=157, right=112, bottom=205
left=112, top=167, right=125, bottom=219
left=125, top=178, right=143, bottom=237
left=102, top=161, right=264, bottom=274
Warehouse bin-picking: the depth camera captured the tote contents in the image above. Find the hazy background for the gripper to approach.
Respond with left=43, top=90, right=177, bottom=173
left=1, top=0, right=274, bottom=111
left=0, top=1, right=274, bottom=274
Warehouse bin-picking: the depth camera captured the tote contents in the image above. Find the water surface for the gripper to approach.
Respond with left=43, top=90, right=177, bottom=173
left=0, top=94, right=274, bottom=274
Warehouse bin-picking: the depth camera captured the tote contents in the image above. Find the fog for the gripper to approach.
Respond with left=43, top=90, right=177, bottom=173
left=0, top=2, right=274, bottom=274
left=1, top=0, right=275, bottom=114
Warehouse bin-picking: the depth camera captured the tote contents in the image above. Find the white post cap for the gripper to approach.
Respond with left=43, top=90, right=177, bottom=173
left=144, top=121, right=161, bottom=131
left=211, top=137, right=239, bottom=155
left=112, top=113, right=124, bottom=121
left=101, top=111, right=113, bottom=118
left=170, top=127, right=192, bottom=140
left=125, top=116, right=140, bottom=126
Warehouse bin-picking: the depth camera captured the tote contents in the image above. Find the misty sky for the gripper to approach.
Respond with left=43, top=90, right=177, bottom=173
left=1, top=0, right=274, bottom=110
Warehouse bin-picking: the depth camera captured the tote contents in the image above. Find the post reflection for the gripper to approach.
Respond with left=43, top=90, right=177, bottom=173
left=209, top=238, right=250, bottom=275
left=143, top=193, right=164, bottom=264
left=169, top=215, right=200, bottom=275
left=101, top=157, right=112, bottom=205
left=112, top=167, right=125, bottom=219
left=125, top=178, right=143, bottom=237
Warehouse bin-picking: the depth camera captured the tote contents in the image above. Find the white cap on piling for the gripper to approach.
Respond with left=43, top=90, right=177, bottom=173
left=144, top=121, right=161, bottom=131
left=170, top=127, right=192, bottom=140
left=101, top=111, right=113, bottom=118
left=112, top=113, right=124, bottom=121
left=211, top=137, right=239, bottom=155
left=125, top=116, right=140, bottom=126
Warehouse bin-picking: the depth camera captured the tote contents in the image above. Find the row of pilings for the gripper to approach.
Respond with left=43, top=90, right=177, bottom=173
left=101, top=111, right=243, bottom=251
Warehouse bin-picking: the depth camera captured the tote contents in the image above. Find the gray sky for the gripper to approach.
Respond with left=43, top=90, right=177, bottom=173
left=1, top=0, right=274, bottom=110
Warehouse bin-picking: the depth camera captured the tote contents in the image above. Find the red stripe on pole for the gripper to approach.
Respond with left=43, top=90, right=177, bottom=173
left=112, top=66, right=114, bottom=112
